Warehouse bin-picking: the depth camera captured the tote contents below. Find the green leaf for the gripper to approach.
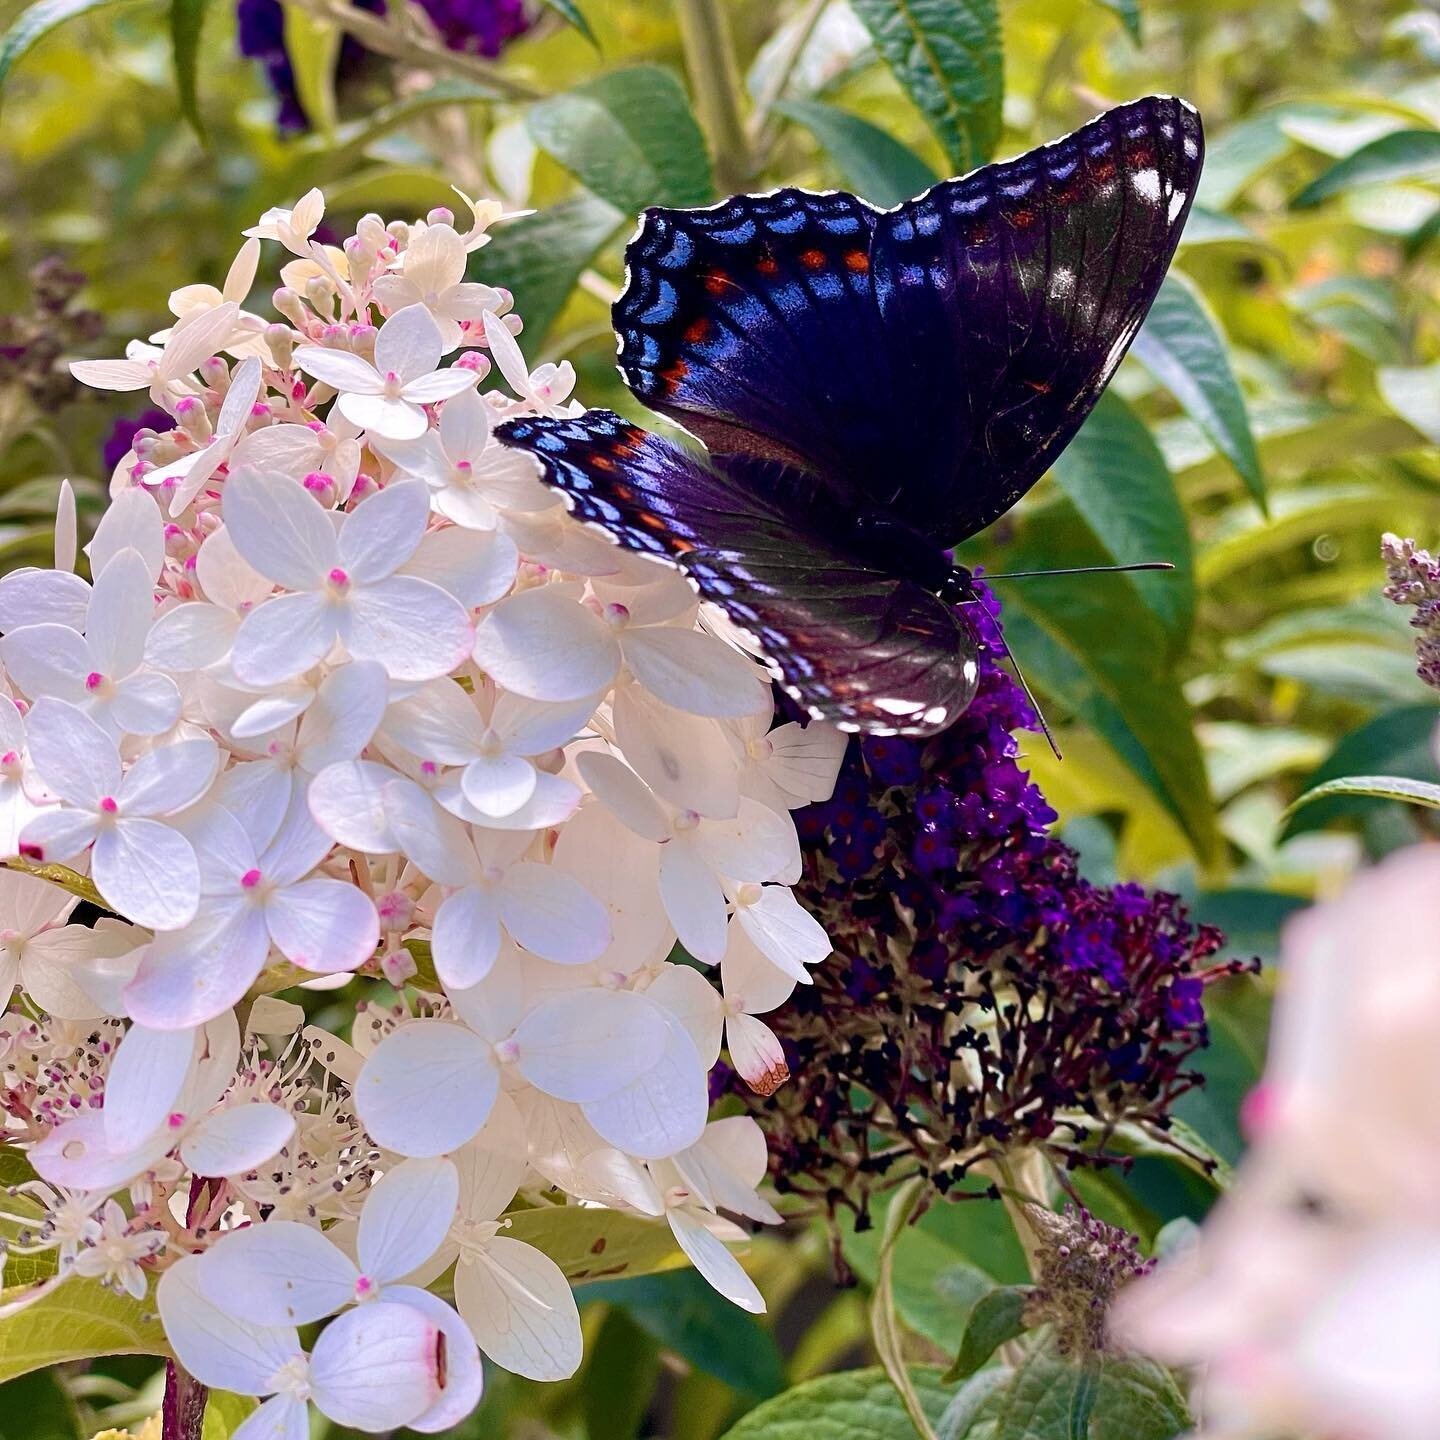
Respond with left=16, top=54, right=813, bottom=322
left=1377, top=362, right=1440, bottom=445
left=201, top=1392, right=259, bottom=1440
left=1176, top=207, right=1266, bottom=250
left=1049, top=392, right=1196, bottom=653
left=583, top=1308, right=661, bottom=1440
left=944, top=1288, right=1031, bottom=1383
left=580, top=1269, right=784, bottom=1397
left=536, top=0, right=596, bottom=46
left=939, top=1370, right=1012, bottom=1440
left=841, top=1185, right=1027, bottom=1348
left=849, top=0, right=1003, bottom=172
left=957, top=1349, right=1189, bottom=1440
left=1195, top=112, right=1296, bottom=209
left=0, top=1369, right=82, bottom=1440
left=1294, top=129, right=1440, bottom=207
left=169, top=0, right=208, bottom=142
left=1130, top=276, right=1265, bottom=513
left=1094, top=0, right=1140, bottom=42
left=527, top=65, right=715, bottom=216
left=282, top=4, right=340, bottom=138
left=470, top=190, right=625, bottom=346
left=775, top=98, right=939, bottom=207
left=996, top=602, right=1219, bottom=864
left=502, top=1204, right=683, bottom=1282
left=0, top=0, right=146, bottom=94
left=1285, top=773, right=1440, bottom=818
left=1283, top=705, right=1440, bottom=838
left=318, top=79, right=507, bottom=159
left=719, top=1366, right=958, bottom=1440
left=0, top=1276, right=167, bottom=1383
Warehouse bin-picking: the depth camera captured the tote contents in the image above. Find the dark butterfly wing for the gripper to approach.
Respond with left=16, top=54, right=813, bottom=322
left=614, top=187, right=889, bottom=510
left=613, top=96, right=1203, bottom=545
left=871, top=94, right=1203, bottom=544
left=496, top=410, right=979, bottom=736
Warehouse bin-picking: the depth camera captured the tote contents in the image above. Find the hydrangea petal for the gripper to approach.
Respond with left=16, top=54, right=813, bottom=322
left=308, top=1301, right=442, bottom=1431
left=357, top=1021, right=499, bottom=1157
left=200, top=1220, right=356, bottom=1325
left=453, top=1237, right=582, bottom=1381
left=358, top=1157, right=459, bottom=1282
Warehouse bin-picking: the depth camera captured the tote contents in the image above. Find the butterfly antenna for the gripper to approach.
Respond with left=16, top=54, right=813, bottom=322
left=983, top=622, right=1062, bottom=761
left=983, top=561, right=1174, bottom=581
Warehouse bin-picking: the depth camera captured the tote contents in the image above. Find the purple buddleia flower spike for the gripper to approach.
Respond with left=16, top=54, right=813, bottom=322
left=750, top=583, right=1253, bottom=1229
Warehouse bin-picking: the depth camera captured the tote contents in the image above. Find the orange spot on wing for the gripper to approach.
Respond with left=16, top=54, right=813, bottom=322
left=703, top=269, right=733, bottom=294
left=799, top=248, right=826, bottom=269
left=639, top=512, right=667, bottom=530
left=1024, top=379, right=1051, bottom=393
left=612, top=482, right=634, bottom=500
left=756, top=250, right=779, bottom=276
left=592, top=454, right=616, bottom=471
left=1009, top=208, right=1035, bottom=228
left=660, top=358, right=689, bottom=392
left=844, top=249, right=870, bottom=273
left=683, top=317, right=712, bottom=344
left=672, top=538, right=696, bottom=554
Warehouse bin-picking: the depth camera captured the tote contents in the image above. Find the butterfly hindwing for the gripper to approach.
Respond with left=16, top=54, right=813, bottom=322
left=614, top=96, right=1203, bottom=546
left=496, top=411, right=979, bottom=735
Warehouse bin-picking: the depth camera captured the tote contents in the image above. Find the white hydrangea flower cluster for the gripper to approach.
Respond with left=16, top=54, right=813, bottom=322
left=0, top=187, right=846, bottom=1432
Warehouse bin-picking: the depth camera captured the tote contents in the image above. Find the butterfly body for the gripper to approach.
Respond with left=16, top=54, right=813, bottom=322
left=499, top=96, right=1204, bottom=737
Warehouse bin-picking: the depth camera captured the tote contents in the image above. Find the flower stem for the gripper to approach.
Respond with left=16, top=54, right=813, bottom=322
left=675, top=0, right=754, bottom=192
left=870, top=1176, right=941, bottom=1440
left=162, top=1361, right=207, bottom=1440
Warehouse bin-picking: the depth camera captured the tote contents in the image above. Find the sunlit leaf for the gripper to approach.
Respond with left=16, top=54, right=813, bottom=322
left=1283, top=704, right=1440, bottom=837
left=0, top=0, right=148, bottom=94
left=201, top=1392, right=259, bottom=1440
left=0, top=1277, right=167, bottom=1383
left=849, top=0, right=1003, bottom=172
left=1131, top=275, right=1265, bottom=512
left=503, top=1204, right=683, bottom=1283
left=1377, top=362, right=1440, bottom=444
left=282, top=4, right=340, bottom=138
left=527, top=65, right=714, bottom=215
left=775, top=97, right=938, bottom=207
left=1294, top=129, right=1440, bottom=207
left=1285, top=772, right=1440, bottom=818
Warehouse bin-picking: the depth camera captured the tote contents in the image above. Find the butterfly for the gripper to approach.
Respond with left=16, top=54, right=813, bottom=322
left=496, top=95, right=1203, bottom=738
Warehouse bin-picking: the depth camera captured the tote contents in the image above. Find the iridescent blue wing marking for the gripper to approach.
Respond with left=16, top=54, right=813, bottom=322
left=614, top=96, right=1203, bottom=546
left=871, top=94, right=1203, bottom=544
left=496, top=411, right=979, bottom=736
left=614, top=187, right=890, bottom=510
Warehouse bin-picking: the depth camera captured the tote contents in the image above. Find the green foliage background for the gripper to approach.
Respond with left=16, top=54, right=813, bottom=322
left=0, top=0, right=1436, bottom=1435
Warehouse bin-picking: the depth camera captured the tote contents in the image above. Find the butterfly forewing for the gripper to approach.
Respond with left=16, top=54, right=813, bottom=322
left=870, top=94, right=1203, bottom=544
left=613, top=96, right=1203, bottom=545
left=496, top=411, right=979, bottom=735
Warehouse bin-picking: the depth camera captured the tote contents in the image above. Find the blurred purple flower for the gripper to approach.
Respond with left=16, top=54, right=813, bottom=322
left=102, top=407, right=174, bottom=474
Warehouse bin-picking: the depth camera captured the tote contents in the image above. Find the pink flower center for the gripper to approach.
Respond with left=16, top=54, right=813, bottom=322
left=304, top=471, right=332, bottom=494
left=354, top=1274, right=375, bottom=1299
left=240, top=868, right=263, bottom=890
left=85, top=672, right=105, bottom=692
left=327, top=567, right=350, bottom=591
left=99, top=796, right=119, bottom=814
left=167, top=1111, right=187, bottom=1129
